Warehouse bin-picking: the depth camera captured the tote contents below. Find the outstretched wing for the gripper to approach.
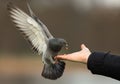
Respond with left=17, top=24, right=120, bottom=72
left=7, top=3, right=48, bottom=55
left=27, top=3, right=53, bottom=39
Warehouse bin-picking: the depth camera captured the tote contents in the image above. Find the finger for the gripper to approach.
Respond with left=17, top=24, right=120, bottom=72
left=55, top=55, right=68, bottom=60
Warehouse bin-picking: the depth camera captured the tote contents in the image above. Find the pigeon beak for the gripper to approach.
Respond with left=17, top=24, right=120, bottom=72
left=65, top=43, right=69, bottom=50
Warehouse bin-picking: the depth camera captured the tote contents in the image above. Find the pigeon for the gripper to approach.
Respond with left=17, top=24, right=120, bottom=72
left=7, top=3, right=68, bottom=80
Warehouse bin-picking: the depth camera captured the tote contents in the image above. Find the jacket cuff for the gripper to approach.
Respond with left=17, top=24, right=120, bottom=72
left=87, top=52, right=107, bottom=74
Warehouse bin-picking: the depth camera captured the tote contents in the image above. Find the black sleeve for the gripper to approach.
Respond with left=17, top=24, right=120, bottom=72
left=87, top=52, right=120, bottom=81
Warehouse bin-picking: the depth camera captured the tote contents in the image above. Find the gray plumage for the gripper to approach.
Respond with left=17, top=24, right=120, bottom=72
left=7, top=2, right=68, bottom=80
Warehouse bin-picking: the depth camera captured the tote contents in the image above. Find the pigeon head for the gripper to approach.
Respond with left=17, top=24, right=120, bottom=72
left=48, top=38, right=68, bottom=52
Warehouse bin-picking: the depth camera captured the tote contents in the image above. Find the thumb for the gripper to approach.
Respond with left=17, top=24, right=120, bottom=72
left=81, top=44, right=87, bottom=50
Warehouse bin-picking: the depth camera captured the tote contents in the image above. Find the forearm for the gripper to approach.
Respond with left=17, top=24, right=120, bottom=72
left=87, top=52, right=120, bottom=80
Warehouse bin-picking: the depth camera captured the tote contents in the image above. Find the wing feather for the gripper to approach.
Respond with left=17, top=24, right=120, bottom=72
left=27, top=3, right=53, bottom=39
left=8, top=4, right=48, bottom=55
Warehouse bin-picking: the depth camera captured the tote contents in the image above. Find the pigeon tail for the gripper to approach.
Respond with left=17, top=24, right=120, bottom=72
left=42, top=61, right=65, bottom=80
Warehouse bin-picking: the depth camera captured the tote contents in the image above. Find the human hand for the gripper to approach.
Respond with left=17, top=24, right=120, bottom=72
left=55, top=44, right=91, bottom=64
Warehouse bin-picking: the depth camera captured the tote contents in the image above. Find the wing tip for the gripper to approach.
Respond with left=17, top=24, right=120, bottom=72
left=26, top=1, right=35, bottom=17
left=7, top=2, right=14, bottom=11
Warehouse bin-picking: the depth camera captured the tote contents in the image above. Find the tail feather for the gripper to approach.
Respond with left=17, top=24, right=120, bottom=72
left=42, top=61, right=65, bottom=80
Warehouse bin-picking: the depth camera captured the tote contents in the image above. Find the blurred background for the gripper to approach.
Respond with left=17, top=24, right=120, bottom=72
left=0, top=0, right=120, bottom=84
